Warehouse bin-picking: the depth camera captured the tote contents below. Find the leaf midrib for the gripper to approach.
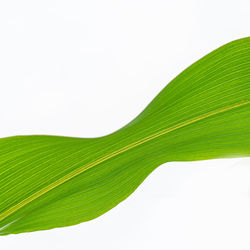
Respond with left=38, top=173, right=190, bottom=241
left=1, top=100, right=249, bottom=222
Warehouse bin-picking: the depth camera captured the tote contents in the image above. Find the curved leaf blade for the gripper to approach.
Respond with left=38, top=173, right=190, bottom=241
left=0, top=37, right=250, bottom=235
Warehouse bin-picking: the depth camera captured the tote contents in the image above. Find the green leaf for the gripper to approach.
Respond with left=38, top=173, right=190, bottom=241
left=0, top=37, right=250, bottom=235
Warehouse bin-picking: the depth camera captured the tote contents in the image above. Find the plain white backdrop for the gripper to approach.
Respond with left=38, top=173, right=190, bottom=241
left=0, top=0, right=250, bottom=249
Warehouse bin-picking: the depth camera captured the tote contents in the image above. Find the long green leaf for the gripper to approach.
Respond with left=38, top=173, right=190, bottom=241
left=0, top=37, right=250, bottom=235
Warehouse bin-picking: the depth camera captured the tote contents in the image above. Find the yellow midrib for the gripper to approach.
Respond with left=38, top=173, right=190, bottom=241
left=0, top=100, right=249, bottom=221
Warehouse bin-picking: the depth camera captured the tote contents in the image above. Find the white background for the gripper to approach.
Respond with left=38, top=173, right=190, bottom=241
left=0, top=0, right=250, bottom=249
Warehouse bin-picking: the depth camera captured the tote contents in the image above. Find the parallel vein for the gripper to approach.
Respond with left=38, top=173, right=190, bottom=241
left=0, top=100, right=249, bottom=222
